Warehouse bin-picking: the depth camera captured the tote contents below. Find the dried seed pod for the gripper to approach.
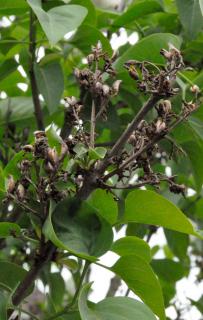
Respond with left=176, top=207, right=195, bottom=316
left=155, top=119, right=166, bottom=133
left=162, top=100, right=172, bottom=113
left=16, top=184, right=25, bottom=201
left=95, top=81, right=103, bottom=93
left=190, top=84, right=200, bottom=94
left=20, top=160, right=31, bottom=173
left=22, top=144, right=34, bottom=153
left=169, top=183, right=186, bottom=195
left=74, top=68, right=80, bottom=78
left=65, top=96, right=78, bottom=107
left=47, top=147, right=58, bottom=166
left=112, top=80, right=122, bottom=95
left=34, top=131, right=46, bottom=140
left=128, top=134, right=136, bottom=145
left=102, top=84, right=110, bottom=96
left=129, top=68, right=139, bottom=80
left=59, top=142, right=68, bottom=161
left=87, top=53, right=95, bottom=65
left=7, top=175, right=15, bottom=193
left=160, top=49, right=173, bottom=60
left=44, top=161, right=55, bottom=173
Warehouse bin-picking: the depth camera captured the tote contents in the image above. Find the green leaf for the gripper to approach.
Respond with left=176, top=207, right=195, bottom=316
left=176, top=0, right=203, bottom=38
left=27, top=0, right=87, bottom=45
left=0, top=59, right=18, bottom=82
left=0, top=222, right=21, bottom=238
left=0, top=261, right=33, bottom=296
left=34, top=62, right=64, bottom=114
left=43, top=198, right=113, bottom=260
left=48, top=272, right=65, bottom=308
left=164, top=230, right=189, bottom=260
left=71, top=25, right=112, bottom=55
left=88, top=189, right=118, bottom=225
left=122, top=190, right=200, bottom=236
left=113, top=1, right=163, bottom=28
left=115, top=33, right=181, bottom=71
left=88, top=147, right=107, bottom=160
left=151, top=259, right=186, bottom=282
left=73, top=143, right=88, bottom=157
left=111, top=236, right=151, bottom=263
left=0, top=0, right=28, bottom=15
left=69, top=0, right=96, bottom=25
left=4, top=151, right=33, bottom=180
left=200, top=0, right=203, bottom=15
left=173, top=122, right=203, bottom=191
left=78, top=283, right=157, bottom=320
left=46, top=124, right=64, bottom=154
left=0, top=97, right=35, bottom=124
left=112, top=256, right=165, bottom=320
left=0, top=291, right=7, bottom=320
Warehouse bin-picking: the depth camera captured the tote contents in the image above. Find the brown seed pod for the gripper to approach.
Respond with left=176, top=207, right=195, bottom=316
left=44, top=161, right=55, bottom=173
left=155, top=119, right=166, bottom=133
left=47, top=147, right=58, bottom=166
left=34, top=131, right=46, bottom=140
left=87, top=53, right=95, bottom=65
left=190, top=84, right=200, bottom=94
left=128, top=134, right=136, bottom=145
left=7, top=175, right=15, bottom=193
left=160, top=48, right=173, bottom=60
left=102, top=84, right=110, bottom=96
left=59, top=143, right=68, bottom=161
left=16, top=184, right=25, bottom=201
left=22, top=145, right=34, bottom=153
left=112, top=80, right=122, bottom=95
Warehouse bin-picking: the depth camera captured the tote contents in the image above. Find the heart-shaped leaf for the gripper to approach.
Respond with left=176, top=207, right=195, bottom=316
left=27, top=0, right=87, bottom=45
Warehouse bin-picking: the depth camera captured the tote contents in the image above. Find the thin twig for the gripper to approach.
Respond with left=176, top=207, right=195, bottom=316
left=90, top=99, right=96, bottom=148
left=98, top=95, right=160, bottom=173
left=45, top=261, right=90, bottom=320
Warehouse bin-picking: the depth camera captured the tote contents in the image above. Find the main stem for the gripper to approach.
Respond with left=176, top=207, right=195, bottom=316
left=29, top=9, right=44, bottom=130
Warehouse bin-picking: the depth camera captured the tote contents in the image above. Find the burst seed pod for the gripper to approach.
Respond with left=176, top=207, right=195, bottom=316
left=155, top=119, right=166, bottom=133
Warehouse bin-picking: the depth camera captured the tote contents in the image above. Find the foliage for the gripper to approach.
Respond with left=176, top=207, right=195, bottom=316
left=0, top=1, right=203, bottom=319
